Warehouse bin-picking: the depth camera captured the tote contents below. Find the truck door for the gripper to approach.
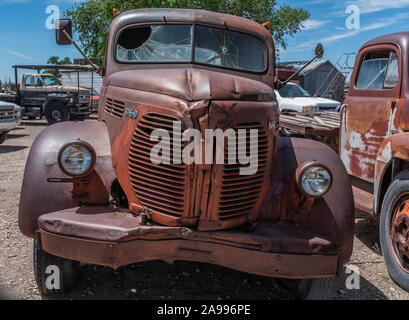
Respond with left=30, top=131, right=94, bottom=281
left=20, top=75, right=46, bottom=107
left=340, top=45, right=401, bottom=183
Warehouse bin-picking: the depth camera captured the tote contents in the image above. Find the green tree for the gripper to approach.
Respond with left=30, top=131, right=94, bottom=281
left=46, top=56, right=73, bottom=76
left=65, top=0, right=309, bottom=65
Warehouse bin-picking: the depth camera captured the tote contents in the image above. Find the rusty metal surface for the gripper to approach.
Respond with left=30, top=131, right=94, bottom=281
left=39, top=229, right=339, bottom=278
left=18, top=121, right=116, bottom=238
left=340, top=42, right=403, bottom=183
left=38, top=205, right=337, bottom=255
left=269, top=137, right=355, bottom=260
left=18, top=8, right=356, bottom=279
left=102, top=70, right=278, bottom=231
left=391, top=199, right=409, bottom=264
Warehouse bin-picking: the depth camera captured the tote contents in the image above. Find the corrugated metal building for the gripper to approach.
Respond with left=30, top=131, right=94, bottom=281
left=277, top=60, right=346, bottom=102
left=60, top=66, right=103, bottom=93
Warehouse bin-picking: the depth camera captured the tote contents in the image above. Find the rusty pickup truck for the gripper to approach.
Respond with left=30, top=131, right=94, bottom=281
left=280, top=31, right=409, bottom=292
left=18, top=9, right=355, bottom=299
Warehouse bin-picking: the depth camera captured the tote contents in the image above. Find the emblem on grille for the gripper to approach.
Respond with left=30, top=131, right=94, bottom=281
left=125, top=108, right=138, bottom=119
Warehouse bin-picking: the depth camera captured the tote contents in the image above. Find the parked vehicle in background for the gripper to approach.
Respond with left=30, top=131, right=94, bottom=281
left=275, top=82, right=341, bottom=113
left=279, top=31, right=409, bottom=293
left=19, top=9, right=355, bottom=299
left=81, top=86, right=99, bottom=112
left=0, top=65, right=92, bottom=125
left=0, top=101, right=21, bottom=144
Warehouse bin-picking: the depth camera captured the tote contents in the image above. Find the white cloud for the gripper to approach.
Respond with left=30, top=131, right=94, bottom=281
left=346, top=0, right=409, bottom=14
left=286, top=11, right=409, bottom=54
left=302, top=19, right=330, bottom=30
left=7, top=50, right=39, bottom=62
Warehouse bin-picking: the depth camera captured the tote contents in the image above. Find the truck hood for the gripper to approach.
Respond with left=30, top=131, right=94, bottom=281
left=107, top=68, right=275, bottom=102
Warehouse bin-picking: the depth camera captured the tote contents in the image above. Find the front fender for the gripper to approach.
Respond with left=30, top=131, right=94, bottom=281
left=18, top=121, right=116, bottom=238
left=374, top=133, right=409, bottom=214
left=259, top=137, right=355, bottom=261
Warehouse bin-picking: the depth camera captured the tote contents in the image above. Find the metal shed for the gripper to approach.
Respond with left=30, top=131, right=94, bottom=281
left=60, top=65, right=103, bottom=93
left=277, top=60, right=346, bottom=102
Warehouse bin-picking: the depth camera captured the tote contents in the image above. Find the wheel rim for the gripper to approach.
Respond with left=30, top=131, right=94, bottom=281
left=51, top=109, right=62, bottom=121
left=390, top=196, right=409, bottom=273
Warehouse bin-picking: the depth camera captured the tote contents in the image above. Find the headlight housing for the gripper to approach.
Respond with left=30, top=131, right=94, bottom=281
left=296, top=162, right=332, bottom=198
left=58, top=141, right=95, bottom=177
left=302, top=106, right=317, bottom=112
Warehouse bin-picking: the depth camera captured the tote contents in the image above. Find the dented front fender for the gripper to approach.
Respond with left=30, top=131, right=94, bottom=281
left=259, top=137, right=355, bottom=261
left=18, top=121, right=116, bottom=238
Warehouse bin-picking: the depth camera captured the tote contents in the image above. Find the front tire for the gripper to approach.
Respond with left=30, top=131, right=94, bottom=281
left=33, top=240, right=80, bottom=296
left=380, top=170, right=409, bottom=292
left=45, top=102, right=70, bottom=125
left=0, top=131, right=7, bottom=144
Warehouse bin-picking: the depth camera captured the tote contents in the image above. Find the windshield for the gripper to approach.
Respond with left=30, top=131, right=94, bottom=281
left=41, top=75, right=61, bottom=86
left=278, top=83, right=310, bottom=98
left=115, top=24, right=267, bottom=73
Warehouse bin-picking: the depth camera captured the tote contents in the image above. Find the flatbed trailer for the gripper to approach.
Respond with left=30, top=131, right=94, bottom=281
left=279, top=111, right=341, bottom=150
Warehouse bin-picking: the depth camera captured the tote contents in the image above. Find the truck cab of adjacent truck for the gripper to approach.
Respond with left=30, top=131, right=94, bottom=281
left=10, top=68, right=91, bottom=124
left=18, top=9, right=354, bottom=299
left=340, top=31, right=409, bottom=291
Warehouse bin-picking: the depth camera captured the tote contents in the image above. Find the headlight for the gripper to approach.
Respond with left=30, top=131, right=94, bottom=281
left=296, top=163, right=332, bottom=197
left=58, top=142, right=95, bottom=177
left=302, top=106, right=317, bottom=112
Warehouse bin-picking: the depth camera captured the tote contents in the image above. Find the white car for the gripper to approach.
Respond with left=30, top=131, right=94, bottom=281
left=275, top=82, right=341, bottom=113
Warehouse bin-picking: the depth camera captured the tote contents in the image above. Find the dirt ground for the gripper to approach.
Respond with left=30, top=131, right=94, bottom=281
left=1, top=119, right=409, bottom=300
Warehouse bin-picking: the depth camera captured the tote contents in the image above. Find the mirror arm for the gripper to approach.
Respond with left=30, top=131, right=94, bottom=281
left=279, top=50, right=323, bottom=89
left=62, top=29, right=101, bottom=75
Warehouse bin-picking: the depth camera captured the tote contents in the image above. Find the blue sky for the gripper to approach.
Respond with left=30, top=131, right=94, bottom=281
left=0, top=0, right=409, bottom=81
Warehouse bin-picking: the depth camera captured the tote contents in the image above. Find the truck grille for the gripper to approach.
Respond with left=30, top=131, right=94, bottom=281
left=105, top=97, right=125, bottom=119
left=128, top=113, right=187, bottom=217
left=217, top=122, right=268, bottom=220
left=0, top=106, right=15, bottom=121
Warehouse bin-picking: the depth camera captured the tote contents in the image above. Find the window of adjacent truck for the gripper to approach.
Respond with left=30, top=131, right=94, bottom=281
left=24, top=76, right=42, bottom=87
left=115, top=24, right=267, bottom=73
left=41, top=75, right=61, bottom=86
left=356, top=50, right=399, bottom=89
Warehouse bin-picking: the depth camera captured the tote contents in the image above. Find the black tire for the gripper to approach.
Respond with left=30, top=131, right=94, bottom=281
left=380, top=170, right=409, bottom=292
left=33, top=239, right=80, bottom=296
left=71, top=114, right=89, bottom=121
left=0, top=131, right=7, bottom=144
left=277, top=276, right=339, bottom=300
left=45, top=102, right=70, bottom=125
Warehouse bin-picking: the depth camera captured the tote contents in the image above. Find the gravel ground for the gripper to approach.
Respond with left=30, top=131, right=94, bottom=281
left=1, top=119, right=409, bottom=300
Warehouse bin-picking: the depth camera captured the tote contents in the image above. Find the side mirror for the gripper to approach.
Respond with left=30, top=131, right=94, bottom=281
left=277, top=43, right=325, bottom=89
left=315, top=43, right=324, bottom=59
left=55, top=19, right=73, bottom=45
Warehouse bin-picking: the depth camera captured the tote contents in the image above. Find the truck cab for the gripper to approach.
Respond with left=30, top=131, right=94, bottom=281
left=9, top=68, right=92, bottom=124
left=18, top=9, right=355, bottom=299
left=339, top=32, right=409, bottom=291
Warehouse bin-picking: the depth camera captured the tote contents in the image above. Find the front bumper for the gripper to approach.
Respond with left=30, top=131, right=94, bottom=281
left=0, top=120, right=18, bottom=132
left=69, top=104, right=92, bottom=115
left=37, top=206, right=340, bottom=278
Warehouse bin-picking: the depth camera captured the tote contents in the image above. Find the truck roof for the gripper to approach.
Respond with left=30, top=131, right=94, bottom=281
left=362, top=31, right=409, bottom=51
left=112, top=8, right=272, bottom=42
